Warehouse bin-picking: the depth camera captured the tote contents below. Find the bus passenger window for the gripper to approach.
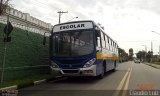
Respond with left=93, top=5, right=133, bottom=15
left=108, top=37, right=110, bottom=51
left=113, top=42, right=115, bottom=52
left=105, top=35, right=109, bottom=50
left=96, top=30, right=101, bottom=48
left=96, top=30, right=101, bottom=38
left=101, top=32, right=105, bottom=48
left=97, top=37, right=101, bottom=47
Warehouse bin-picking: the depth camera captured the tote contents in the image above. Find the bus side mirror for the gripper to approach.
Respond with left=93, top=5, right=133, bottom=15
left=43, top=36, right=46, bottom=45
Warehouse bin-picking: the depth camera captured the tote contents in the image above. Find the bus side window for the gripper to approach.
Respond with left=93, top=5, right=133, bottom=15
left=112, top=41, right=114, bottom=52
left=115, top=44, right=117, bottom=53
left=108, top=37, right=110, bottom=51
left=105, top=35, right=108, bottom=50
left=113, top=42, right=115, bottom=52
left=115, top=43, right=117, bottom=52
left=117, top=45, right=118, bottom=53
left=111, top=40, right=113, bottom=52
left=102, top=32, right=106, bottom=48
left=96, top=29, right=102, bottom=48
left=101, top=32, right=105, bottom=48
left=112, top=42, right=114, bottom=52
left=104, top=34, right=106, bottom=48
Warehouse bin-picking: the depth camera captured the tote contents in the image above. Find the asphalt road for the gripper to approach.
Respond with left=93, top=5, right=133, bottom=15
left=18, top=61, right=160, bottom=96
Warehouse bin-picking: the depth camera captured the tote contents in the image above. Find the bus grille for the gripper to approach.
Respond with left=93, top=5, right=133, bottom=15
left=62, top=70, right=79, bottom=73
left=58, top=60, right=83, bottom=64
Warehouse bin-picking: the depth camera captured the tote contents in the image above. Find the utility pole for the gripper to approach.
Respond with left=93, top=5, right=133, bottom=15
left=57, top=11, right=68, bottom=24
left=152, top=31, right=160, bottom=35
left=151, top=42, right=153, bottom=52
left=159, top=45, right=160, bottom=55
left=151, top=31, right=160, bottom=57
left=1, top=7, right=10, bottom=83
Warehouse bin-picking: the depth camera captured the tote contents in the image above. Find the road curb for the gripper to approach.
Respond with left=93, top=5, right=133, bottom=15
left=0, top=85, right=17, bottom=91
left=0, top=76, right=61, bottom=91
left=146, top=63, right=160, bottom=69
left=34, top=79, right=46, bottom=85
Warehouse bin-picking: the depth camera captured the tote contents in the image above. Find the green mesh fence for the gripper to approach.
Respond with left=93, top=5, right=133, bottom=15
left=0, top=23, right=50, bottom=81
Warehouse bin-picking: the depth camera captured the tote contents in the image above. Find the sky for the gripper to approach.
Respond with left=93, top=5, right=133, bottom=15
left=11, top=0, right=160, bottom=55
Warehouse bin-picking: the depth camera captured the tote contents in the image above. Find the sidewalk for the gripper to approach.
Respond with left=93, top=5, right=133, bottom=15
left=145, top=63, right=160, bottom=69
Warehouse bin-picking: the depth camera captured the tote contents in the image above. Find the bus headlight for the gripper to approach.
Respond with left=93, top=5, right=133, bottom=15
left=51, top=61, right=59, bottom=68
left=83, top=58, right=96, bottom=68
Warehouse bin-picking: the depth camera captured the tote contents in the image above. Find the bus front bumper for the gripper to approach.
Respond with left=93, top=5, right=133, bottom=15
left=50, top=65, right=97, bottom=76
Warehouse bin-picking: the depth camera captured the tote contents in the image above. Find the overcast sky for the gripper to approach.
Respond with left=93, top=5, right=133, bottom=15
left=11, top=0, right=160, bottom=55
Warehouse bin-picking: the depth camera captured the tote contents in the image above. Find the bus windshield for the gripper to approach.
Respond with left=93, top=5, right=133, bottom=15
left=52, top=30, right=94, bottom=57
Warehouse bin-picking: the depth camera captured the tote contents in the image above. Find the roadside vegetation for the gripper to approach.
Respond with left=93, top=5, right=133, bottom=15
left=136, top=51, right=160, bottom=64
left=118, top=48, right=129, bottom=62
left=0, top=73, right=59, bottom=88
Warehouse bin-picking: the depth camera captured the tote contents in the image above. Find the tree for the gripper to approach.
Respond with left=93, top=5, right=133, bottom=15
left=128, top=48, right=134, bottom=60
left=0, top=0, right=10, bottom=15
left=118, top=48, right=128, bottom=62
left=136, top=51, right=146, bottom=62
left=146, top=51, right=153, bottom=62
left=136, top=51, right=153, bottom=62
left=0, top=0, right=13, bottom=42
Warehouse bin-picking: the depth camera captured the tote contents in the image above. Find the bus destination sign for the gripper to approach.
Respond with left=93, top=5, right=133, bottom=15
left=53, top=22, right=93, bottom=32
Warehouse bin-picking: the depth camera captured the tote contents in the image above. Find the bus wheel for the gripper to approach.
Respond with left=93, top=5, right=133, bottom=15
left=112, top=61, right=116, bottom=72
left=112, top=68, right=116, bottom=72
left=98, top=65, right=105, bottom=79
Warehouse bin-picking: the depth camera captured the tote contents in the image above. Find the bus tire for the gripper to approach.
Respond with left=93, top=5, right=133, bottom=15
left=112, top=61, right=116, bottom=72
left=98, top=63, right=105, bottom=79
left=112, top=68, right=116, bottom=72
left=98, top=71, right=104, bottom=79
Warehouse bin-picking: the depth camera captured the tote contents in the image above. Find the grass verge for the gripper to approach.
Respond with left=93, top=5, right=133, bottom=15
left=152, top=62, right=160, bottom=65
left=146, top=63, right=160, bottom=69
left=0, top=73, right=59, bottom=88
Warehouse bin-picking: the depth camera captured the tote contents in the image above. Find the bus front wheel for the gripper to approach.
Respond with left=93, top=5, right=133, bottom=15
left=98, top=64, right=105, bottom=79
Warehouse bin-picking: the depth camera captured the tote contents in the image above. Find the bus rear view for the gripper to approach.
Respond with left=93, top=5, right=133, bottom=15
left=50, top=20, right=118, bottom=78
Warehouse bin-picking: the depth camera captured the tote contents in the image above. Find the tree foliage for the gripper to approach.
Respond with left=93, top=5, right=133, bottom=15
left=0, top=0, right=10, bottom=15
left=128, top=48, right=134, bottom=60
left=118, top=48, right=128, bottom=62
left=146, top=51, right=153, bottom=62
left=136, top=51, right=153, bottom=62
left=136, top=51, right=146, bottom=61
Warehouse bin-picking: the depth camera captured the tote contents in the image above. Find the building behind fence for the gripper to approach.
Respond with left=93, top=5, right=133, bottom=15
left=0, top=7, right=52, bottom=34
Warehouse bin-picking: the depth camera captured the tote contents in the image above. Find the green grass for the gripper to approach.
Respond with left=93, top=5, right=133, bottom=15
left=0, top=74, right=56, bottom=88
left=146, top=63, right=160, bottom=69
left=152, top=62, right=160, bottom=65
left=0, top=23, right=50, bottom=81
